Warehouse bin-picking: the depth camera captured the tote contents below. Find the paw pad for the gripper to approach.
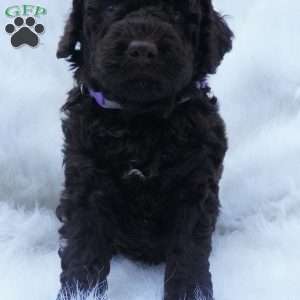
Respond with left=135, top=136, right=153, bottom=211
left=5, top=17, right=44, bottom=48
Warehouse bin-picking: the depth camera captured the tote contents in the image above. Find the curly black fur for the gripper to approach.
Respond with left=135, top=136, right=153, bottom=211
left=56, top=1, right=232, bottom=299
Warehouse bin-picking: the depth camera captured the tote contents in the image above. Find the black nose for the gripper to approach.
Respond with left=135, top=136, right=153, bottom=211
left=127, top=40, right=158, bottom=61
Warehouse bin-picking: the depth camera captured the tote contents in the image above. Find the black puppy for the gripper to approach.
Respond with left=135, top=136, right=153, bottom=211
left=56, top=0, right=232, bottom=299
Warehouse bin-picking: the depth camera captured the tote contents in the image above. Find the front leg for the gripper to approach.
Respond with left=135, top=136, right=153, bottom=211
left=56, top=154, right=118, bottom=299
left=164, top=236, right=214, bottom=300
left=56, top=190, right=114, bottom=300
left=164, top=176, right=219, bottom=300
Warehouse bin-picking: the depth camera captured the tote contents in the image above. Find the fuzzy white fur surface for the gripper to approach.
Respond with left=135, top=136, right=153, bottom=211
left=0, top=1, right=299, bottom=299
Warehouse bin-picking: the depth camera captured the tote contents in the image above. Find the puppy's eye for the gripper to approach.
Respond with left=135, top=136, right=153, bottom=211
left=106, top=5, right=117, bottom=14
left=173, top=11, right=183, bottom=22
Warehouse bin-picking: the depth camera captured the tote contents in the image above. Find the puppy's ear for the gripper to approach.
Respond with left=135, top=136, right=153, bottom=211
left=208, top=8, right=233, bottom=72
left=57, top=0, right=83, bottom=59
left=196, top=0, right=233, bottom=76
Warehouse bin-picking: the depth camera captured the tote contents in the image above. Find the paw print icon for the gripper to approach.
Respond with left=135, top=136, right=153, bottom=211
left=5, top=17, right=44, bottom=48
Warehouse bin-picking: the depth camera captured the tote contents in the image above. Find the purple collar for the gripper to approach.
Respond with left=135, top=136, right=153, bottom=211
left=88, top=89, right=122, bottom=109
left=87, top=80, right=213, bottom=110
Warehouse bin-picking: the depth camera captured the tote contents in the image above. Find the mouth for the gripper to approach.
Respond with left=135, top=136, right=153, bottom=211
left=117, top=76, right=165, bottom=102
left=126, top=78, right=160, bottom=90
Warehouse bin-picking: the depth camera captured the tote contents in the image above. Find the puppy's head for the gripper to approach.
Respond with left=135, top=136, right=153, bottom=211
left=57, top=0, right=233, bottom=105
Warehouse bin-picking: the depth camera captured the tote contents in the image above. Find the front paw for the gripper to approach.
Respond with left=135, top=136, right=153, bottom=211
left=193, top=287, right=214, bottom=300
left=164, top=288, right=214, bottom=300
left=57, top=282, right=107, bottom=300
